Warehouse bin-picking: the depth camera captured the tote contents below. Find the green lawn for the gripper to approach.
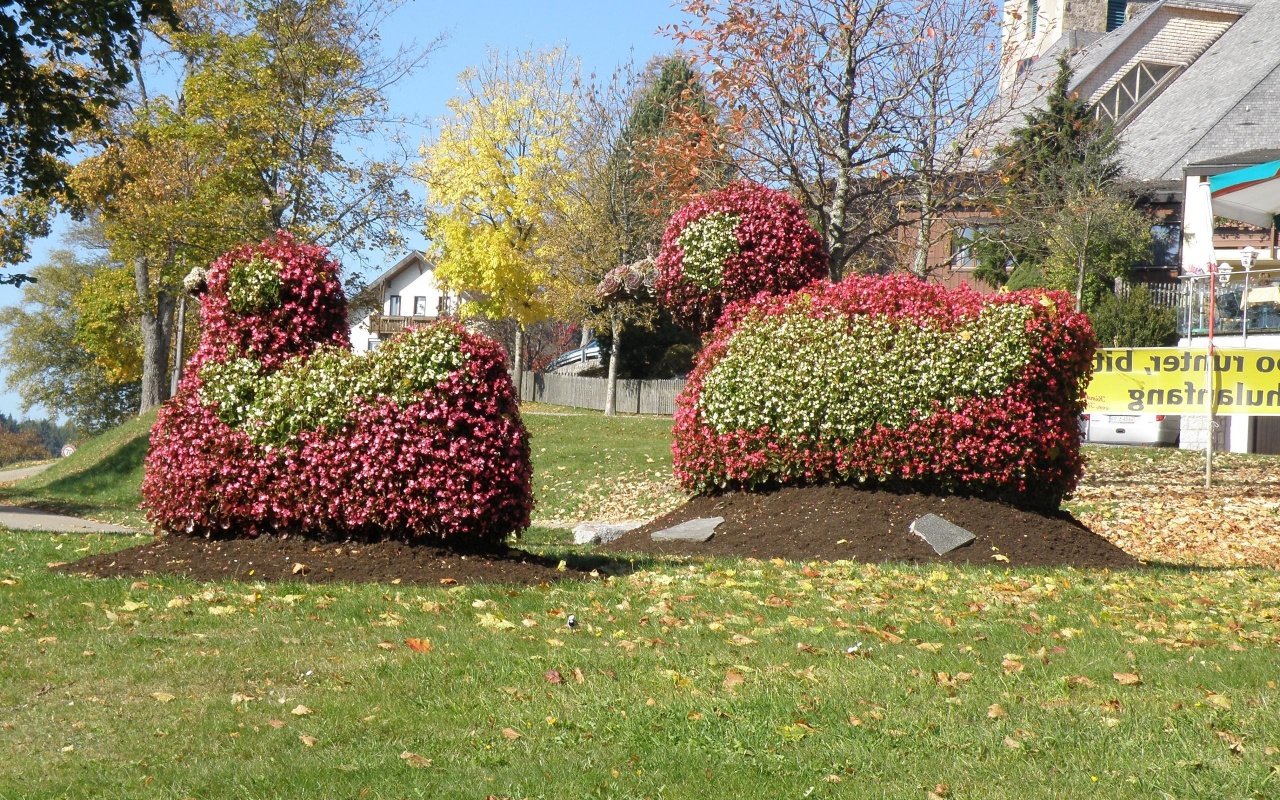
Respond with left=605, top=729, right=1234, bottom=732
left=2, top=530, right=1279, bottom=798
left=3, top=415, right=1280, bottom=797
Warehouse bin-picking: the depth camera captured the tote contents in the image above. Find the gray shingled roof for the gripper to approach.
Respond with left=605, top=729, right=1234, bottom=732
left=1118, top=0, right=1280, bottom=179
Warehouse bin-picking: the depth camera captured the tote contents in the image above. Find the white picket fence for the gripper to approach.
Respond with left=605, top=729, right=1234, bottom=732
left=519, top=372, right=686, bottom=415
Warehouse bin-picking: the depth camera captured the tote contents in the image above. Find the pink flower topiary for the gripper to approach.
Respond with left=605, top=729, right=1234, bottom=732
left=143, top=233, right=533, bottom=544
left=671, top=274, right=1095, bottom=509
left=655, top=181, right=828, bottom=331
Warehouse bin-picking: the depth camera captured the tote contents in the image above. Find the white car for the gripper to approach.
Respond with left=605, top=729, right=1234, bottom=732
left=1082, top=413, right=1180, bottom=447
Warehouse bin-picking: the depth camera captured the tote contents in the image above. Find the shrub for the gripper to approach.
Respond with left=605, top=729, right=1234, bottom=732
left=143, top=235, right=532, bottom=543
left=1088, top=285, right=1177, bottom=347
left=655, top=181, right=828, bottom=331
left=672, top=274, right=1095, bottom=508
left=0, top=428, right=48, bottom=466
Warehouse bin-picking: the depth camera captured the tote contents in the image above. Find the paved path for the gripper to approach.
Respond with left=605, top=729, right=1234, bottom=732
left=0, top=462, right=54, bottom=483
left=0, top=505, right=137, bottom=533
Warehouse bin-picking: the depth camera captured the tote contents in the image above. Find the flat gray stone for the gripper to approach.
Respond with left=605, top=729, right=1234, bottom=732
left=573, top=521, right=642, bottom=545
left=909, top=513, right=975, bottom=555
left=651, top=516, right=723, bottom=543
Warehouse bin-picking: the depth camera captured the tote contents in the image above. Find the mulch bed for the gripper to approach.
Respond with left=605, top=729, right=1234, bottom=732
left=58, top=536, right=597, bottom=586
left=57, top=485, right=1140, bottom=585
left=600, top=484, right=1142, bottom=570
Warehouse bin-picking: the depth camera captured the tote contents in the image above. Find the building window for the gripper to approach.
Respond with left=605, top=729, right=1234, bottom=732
left=1150, top=222, right=1181, bottom=267
left=1028, top=0, right=1038, bottom=35
left=388, top=295, right=401, bottom=316
left=437, top=295, right=450, bottom=316
left=413, top=296, right=427, bottom=316
left=1093, top=61, right=1176, bottom=124
left=1106, top=0, right=1127, bottom=32
left=951, top=225, right=980, bottom=269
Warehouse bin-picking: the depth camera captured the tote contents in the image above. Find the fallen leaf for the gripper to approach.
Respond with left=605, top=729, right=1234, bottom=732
left=1206, top=693, right=1232, bottom=710
left=687, top=711, right=703, bottom=720
left=1065, top=675, right=1096, bottom=689
left=543, top=670, right=563, bottom=684
left=730, top=634, right=756, bottom=646
left=1002, top=659, right=1024, bottom=675
left=571, top=667, right=585, bottom=684
left=500, top=727, right=522, bottom=740
left=399, top=750, right=432, bottom=768
left=723, top=670, right=746, bottom=692
left=1003, top=736, right=1022, bottom=749
left=796, top=642, right=819, bottom=654
left=916, top=642, right=943, bottom=653
left=1113, top=672, right=1142, bottom=686
left=299, top=735, right=317, bottom=747
left=230, top=693, right=254, bottom=704
left=291, top=705, right=314, bottom=716
left=267, top=720, right=285, bottom=729
left=377, top=641, right=397, bottom=650
left=987, top=703, right=1007, bottom=719
left=404, top=638, right=433, bottom=653
left=992, top=553, right=1010, bottom=563
left=119, top=601, right=148, bottom=612
left=291, top=563, right=309, bottom=575
left=150, top=692, right=175, bottom=703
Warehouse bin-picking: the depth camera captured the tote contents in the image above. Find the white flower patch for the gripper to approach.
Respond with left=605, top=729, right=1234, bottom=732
left=198, top=326, right=468, bottom=447
left=227, top=256, right=285, bottom=312
left=677, top=212, right=740, bottom=289
left=698, top=304, right=1035, bottom=439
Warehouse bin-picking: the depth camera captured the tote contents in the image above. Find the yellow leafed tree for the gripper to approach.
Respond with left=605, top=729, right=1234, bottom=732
left=419, top=48, right=580, bottom=384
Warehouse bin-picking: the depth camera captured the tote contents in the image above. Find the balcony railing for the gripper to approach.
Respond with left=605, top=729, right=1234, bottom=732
left=369, top=314, right=442, bottom=335
left=1180, top=266, right=1280, bottom=339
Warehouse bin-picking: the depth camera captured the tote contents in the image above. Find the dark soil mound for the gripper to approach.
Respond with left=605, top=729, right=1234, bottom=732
left=59, top=535, right=597, bottom=586
left=600, top=484, right=1141, bottom=569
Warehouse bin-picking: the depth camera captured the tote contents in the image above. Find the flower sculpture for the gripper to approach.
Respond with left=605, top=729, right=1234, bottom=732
left=655, top=181, right=828, bottom=331
left=143, top=234, right=532, bottom=543
left=672, top=275, right=1095, bottom=509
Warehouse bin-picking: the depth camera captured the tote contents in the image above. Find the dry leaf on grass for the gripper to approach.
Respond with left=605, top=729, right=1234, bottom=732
left=400, top=751, right=432, bottom=767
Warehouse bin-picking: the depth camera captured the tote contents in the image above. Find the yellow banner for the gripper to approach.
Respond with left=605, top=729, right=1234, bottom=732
left=1087, top=348, right=1280, bottom=415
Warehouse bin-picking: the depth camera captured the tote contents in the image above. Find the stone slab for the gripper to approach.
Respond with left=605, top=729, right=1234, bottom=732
left=651, top=516, right=723, bottom=543
left=573, top=521, right=643, bottom=545
left=909, top=513, right=976, bottom=555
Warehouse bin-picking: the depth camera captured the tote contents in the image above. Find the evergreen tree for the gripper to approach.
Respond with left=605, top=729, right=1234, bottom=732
left=987, top=56, right=1151, bottom=311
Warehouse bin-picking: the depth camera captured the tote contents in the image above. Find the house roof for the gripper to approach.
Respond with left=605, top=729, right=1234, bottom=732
left=986, top=0, right=1271, bottom=180
left=366, top=250, right=432, bottom=290
left=1117, top=0, right=1280, bottom=180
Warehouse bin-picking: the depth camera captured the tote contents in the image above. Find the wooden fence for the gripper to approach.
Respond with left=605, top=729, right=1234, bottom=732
left=519, top=372, right=686, bottom=415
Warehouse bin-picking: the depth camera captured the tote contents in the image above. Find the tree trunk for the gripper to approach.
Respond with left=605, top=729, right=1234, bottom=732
left=604, top=313, right=621, bottom=417
left=913, top=184, right=933, bottom=278
left=827, top=179, right=850, bottom=283
left=512, top=323, right=525, bottom=401
left=1074, top=212, right=1093, bottom=313
left=136, top=257, right=176, bottom=413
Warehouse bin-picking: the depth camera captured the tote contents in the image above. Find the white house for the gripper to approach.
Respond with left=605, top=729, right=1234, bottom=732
left=349, top=251, right=455, bottom=352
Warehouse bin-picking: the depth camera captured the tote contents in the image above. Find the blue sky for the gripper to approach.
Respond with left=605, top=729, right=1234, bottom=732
left=0, top=0, right=681, bottom=420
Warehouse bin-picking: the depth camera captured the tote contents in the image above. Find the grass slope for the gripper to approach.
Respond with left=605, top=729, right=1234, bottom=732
left=0, top=411, right=157, bottom=527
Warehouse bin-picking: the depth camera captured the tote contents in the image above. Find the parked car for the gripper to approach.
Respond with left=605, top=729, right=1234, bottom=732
left=546, top=340, right=602, bottom=373
left=1081, top=413, right=1180, bottom=447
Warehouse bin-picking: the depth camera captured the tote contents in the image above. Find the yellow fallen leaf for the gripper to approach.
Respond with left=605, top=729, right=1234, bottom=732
left=916, top=642, right=943, bottom=653
left=150, top=692, right=175, bottom=703
left=1206, top=693, right=1232, bottom=710
left=291, top=705, right=314, bottom=716
left=1113, top=672, right=1142, bottom=686
left=299, top=735, right=317, bottom=747
left=730, top=634, right=756, bottom=646
left=501, top=727, right=522, bottom=741
left=987, top=703, right=1007, bottom=719
left=1003, top=736, right=1022, bottom=749
left=399, top=750, right=431, bottom=767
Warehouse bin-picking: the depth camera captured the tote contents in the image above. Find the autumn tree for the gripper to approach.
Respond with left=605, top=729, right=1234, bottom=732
left=894, top=0, right=1008, bottom=276
left=671, top=0, right=1016, bottom=280
left=0, top=250, right=141, bottom=432
left=6, top=0, right=440, bottom=412
left=420, top=48, right=581, bottom=390
left=0, top=0, right=178, bottom=282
